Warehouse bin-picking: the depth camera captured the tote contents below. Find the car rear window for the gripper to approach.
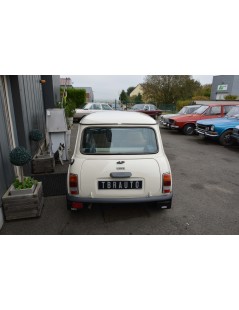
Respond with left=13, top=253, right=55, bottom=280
left=81, top=127, right=158, bottom=155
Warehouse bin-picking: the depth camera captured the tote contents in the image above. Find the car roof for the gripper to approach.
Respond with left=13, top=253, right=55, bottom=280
left=133, top=103, right=156, bottom=107
left=194, top=102, right=239, bottom=107
left=80, top=111, right=157, bottom=125
left=186, top=105, right=201, bottom=108
left=85, top=102, right=110, bottom=105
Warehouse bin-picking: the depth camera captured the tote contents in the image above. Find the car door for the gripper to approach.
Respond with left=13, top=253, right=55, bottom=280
left=202, top=105, right=222, bottom=119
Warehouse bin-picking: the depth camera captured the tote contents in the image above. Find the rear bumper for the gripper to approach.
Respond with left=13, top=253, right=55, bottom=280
left=67, top=193, right=173, bottom=209
left=170, top=125, right=179, bottom=129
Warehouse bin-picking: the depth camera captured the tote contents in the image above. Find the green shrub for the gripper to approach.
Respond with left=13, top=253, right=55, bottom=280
left=176, top=99, right=192, bottom=111
left=63, top=98, right=76, bottom=117
left=224, top=95, right=238, bottom=100
left=13, top=177, right=38, bottom=190
left=30, top=129, right=43, bottom=142
left=9, top=146, right=32, bottom=183
left=9, top=146, right=31, bottom=166
left=60, top=88, right=86, bottom=108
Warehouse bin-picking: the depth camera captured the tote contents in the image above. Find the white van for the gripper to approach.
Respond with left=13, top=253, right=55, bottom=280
left=67, top=111, right=172, bottom=210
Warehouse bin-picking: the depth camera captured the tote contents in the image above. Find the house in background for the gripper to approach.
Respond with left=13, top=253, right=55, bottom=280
left=60, top=77, right=73, bottom=88
left=211, top=75, right=239, bottom=100
left=75, top=87, right=94, bottom=103
left=129, top=84, right=144, bottom=97
left=0, top=75, right=60, bottom=228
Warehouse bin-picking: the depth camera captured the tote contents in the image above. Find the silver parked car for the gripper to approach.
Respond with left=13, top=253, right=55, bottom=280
left=159, top=105, right=202, bottom=128
left=73, top=102, right=113, bottom=122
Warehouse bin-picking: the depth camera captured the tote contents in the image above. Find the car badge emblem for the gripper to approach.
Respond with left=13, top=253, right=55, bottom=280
left=117, top=161, right=125, bottom=164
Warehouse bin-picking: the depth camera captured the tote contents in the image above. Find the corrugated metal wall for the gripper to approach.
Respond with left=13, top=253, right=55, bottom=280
left=11, top=75, right=46, bottom=157
left=0, top=77, right=16, bottom=198
left=0, top=75, right=47, bottom=199
left=41, top=75, right=60, bottom=109
left=18, top=75, right=46, bottom=149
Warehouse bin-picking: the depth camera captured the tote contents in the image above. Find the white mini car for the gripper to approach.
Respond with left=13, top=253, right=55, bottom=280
left=67, top=111, right=172, bottom=210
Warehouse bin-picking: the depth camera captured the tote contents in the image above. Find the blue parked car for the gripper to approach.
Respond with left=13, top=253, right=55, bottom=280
left=232, top=125, right=239, bottom=144
left=196, top=105, right=239, bottom=146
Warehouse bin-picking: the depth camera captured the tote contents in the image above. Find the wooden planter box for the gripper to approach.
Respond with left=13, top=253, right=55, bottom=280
left=2, top=182, right=44, bottom=221
left=32, top=154, right=55, bottom=174
left=9, top=183, right=36, bottom=196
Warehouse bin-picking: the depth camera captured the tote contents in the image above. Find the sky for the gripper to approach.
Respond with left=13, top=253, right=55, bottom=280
left=61, top=75, right=213, bottom=101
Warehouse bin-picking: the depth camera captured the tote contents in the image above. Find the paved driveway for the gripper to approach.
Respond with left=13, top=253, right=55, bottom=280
left=1, top=126, right=239, bottom=235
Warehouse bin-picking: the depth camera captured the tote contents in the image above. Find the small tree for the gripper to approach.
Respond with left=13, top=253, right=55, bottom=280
left=9, top=146, right=32, bottom=183
left=134, top=93, right=143, bottom=103
left=63, top=98, right=76, bottom=117
left=127, top=86, right=135, bottom=96
left=119, top=90, right=128, bottom=104
left=30, top=129, right=44, bottom=155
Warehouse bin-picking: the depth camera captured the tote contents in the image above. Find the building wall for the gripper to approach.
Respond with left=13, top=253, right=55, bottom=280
left=10, top=76, right=46, bottom=155
left=0, top=77, right=16, bottom=198
left=210, top=75, right=239, bottom=100
left=60, top=77, right=72, bottom=88
left=0, top=75, right=48, bottom=199
left=41, top=75, right=60, bottom=109
left=231, top=76, right=239, bottom=96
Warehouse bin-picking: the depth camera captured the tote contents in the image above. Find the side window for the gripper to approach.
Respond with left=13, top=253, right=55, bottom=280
left=92, top=104, right=101, bottom=110
left=224, top=105, right=234, bottom=114
left=102, top=104, right=111, bottom=110
left=207, top=106, right=221, bottom=115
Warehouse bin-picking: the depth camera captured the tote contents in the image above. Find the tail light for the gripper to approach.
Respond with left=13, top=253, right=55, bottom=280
left=162, top=173, right=172, bottom=193
left=69, top=173, right=79, bottom=195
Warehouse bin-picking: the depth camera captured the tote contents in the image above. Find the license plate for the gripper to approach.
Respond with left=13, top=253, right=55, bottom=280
left=98, top=180, right=143, bottom=190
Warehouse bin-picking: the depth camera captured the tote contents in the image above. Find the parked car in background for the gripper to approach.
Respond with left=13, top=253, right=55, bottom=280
left=73, top=102, right=113, bottom=122
left=196, top=105, right=239, bottom=146
left=159, top=105, right=202, bottom=128
left=67, top=111, right=172, bottom=211
left=130, top=104, right=162, bottom=119
left=168, top=103, right=238, bottom=135
left=108, top=103, right=123, bottom=110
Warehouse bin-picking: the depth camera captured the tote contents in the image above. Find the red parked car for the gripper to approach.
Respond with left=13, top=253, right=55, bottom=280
left=168, top=103, right=239, bottom=135
left=131, top=104, right=162, bottom=119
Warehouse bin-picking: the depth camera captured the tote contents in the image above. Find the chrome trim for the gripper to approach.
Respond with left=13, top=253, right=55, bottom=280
left=67, top=193, right=173, bottom=204
left=110, top=172, right=132, bottom=178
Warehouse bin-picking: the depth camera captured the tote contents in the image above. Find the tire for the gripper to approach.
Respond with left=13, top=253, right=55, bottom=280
left=219, top=130, right=234, bottom=146
left=183, top=124, right=195, bottom=135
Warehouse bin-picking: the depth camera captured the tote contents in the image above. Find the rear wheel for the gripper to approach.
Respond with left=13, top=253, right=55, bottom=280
left=219, top=130, right=234, bottom=146
left=183, top=124, right=195, bottom=135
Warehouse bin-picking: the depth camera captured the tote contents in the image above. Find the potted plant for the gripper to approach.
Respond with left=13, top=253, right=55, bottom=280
left=63, top=98, right=76, bottom=129
left=2, top=146, right=44, bottom=220
left=30, top=129, right=55, bottom=174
